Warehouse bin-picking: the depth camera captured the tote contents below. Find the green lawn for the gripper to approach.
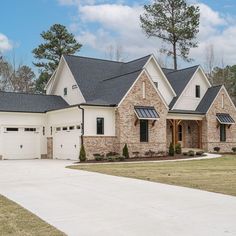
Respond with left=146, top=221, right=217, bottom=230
left=69, top=155, right=236, bottom=196
left=0, top=195, right=66, bottom=236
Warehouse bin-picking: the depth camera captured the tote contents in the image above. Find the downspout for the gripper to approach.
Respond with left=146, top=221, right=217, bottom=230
left=78, top=105, right=84, bottom=145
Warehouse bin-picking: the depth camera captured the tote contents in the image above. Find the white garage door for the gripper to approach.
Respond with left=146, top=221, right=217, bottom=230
left=53, top=125, right=81, bottom=160
left=3, top=127, right=40, bottom=160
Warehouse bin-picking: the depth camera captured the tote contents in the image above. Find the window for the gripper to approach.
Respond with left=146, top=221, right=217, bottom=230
left=142, top=82, right=146, bottom=99
left=56, top=127, right=61, bottom=132
left=64, top=87, right=68, bottom=96
left=195, top=85, right=200, bottom=98
left=72, top=84, right=78, bottom=89
left=220, top=124, right=226, bottom=142
left=24, top=128, right=36, bottom=132
left=154, top=81, right=158, bottom=88
left=6, top=128, right=18, bottom=132
left=178, top=125, right=183, bottom=141
left=43, top=127, right=45, bottom=135
left=62, top=127, right=68, bottom=131
left=76, top=125, right=81, bottom=129
left=222, top=94, right=224, bottom=109
left=140, top=120, right=148, bottom=142
left=97, top=118, right=104, bottom=135
left=69, top=126, right=75, bottom=130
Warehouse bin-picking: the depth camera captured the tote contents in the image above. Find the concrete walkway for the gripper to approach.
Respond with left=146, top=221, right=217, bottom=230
left=0, top=159, right=235, bottom=236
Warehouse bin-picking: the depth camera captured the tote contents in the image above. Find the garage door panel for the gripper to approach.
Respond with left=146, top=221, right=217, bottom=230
left=3, top=129, right=40, bottom=160
left=53, top=129, right=81, bottom=160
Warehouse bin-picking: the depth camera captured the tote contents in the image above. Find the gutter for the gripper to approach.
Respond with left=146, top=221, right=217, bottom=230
left=78, top=105, right=84, bottom=145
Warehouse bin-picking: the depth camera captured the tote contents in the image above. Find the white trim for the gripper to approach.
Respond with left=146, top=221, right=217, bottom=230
left=144, top=54, right=176, bottom=96
left=118, top=69, right=169, bottom=110
left=206, top=86, right=236, bottom=115
left=172, top=66, right=211, bottom=110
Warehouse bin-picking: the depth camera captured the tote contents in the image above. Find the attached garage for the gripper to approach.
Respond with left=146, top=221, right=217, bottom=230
left=53, top=125, right=81, bottom=160
left=2, top=127, right=41, bottom=160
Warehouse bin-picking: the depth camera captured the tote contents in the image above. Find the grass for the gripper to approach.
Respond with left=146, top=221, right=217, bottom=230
left=69, top=155, right=236, bottom=196
left=0, top=195, right=66, bottom=236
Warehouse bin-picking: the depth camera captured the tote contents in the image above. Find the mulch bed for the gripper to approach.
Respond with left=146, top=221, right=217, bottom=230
left=76, top=154, right=204, bottom=164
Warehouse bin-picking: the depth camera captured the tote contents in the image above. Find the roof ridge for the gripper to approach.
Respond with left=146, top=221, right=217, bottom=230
left=167, top=65, right=199, bottom=74
left=0, top=91, right=62, bottom=97
left=124, top=54, right=151, bottom=65
left=63, top=54, right=124, bottom=64
left=102, top=69, right=142, bottom=82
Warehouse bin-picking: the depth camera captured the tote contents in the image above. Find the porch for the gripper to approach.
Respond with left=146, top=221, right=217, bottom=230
left=167, top=111, right=204, bottom=149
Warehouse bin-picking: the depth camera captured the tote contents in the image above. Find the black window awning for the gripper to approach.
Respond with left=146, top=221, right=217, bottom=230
left=134, top=106, right=159, bottom=120
left=216, top=113, right=235, bottom=124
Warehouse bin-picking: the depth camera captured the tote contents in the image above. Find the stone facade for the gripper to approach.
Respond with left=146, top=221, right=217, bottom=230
left=115, top=72, right=168, bottom=157
left=47, top=137, right=53, bottom=159
left=205, top=87, right=236, bottom=152
left=83, top=136, right=118, bottom=159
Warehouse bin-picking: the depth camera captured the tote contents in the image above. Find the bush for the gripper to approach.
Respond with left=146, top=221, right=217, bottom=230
left=188, top=150, right=195, bottom=157
left=214, top=147, right=220, bottom=153
left=145, top=150, right=156, bottom=158
left=107, top=156, right=116, bottom=162
left=169, top=143, right=175, bottom=156
left=93, top=154, right=104, bottom=161
left=106, top=152, right=119, bottom=157
left=196, top=151, right=204, bottom=156
left=132, top=151, right=140, bottom=158
left=79, top=144, right=86, bottom=162
left=183, top=152, right=188, bottom=156
left=232, top=147, right=236, bottom=153
left=118, top=156, right=125, bottom=162
left=175, top=143, right=182, bottom=154
left=122, top=144, right=129, bottom=159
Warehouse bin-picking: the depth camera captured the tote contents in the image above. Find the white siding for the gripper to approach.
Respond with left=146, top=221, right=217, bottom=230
left=145, top=58, right=175, bottom=105
left=83, top=107, right=116, bottom=136
left=174, top=69, right=211, bottom=110
left=49, top=59, right=85, bottom=105
left=0, top=112, right=46, bottom=157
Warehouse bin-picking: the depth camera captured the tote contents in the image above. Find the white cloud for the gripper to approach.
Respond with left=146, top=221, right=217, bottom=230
left=0, top=33, right=13, bottom=53
left=61, top=1, right=236, bottom=67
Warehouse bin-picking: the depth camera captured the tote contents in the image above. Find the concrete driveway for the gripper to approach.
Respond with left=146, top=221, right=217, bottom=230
left=0, top=160, right=236, bottom=236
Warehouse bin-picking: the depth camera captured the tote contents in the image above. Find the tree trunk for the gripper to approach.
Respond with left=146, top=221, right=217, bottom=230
left=173, top=42, right=177, bottom=70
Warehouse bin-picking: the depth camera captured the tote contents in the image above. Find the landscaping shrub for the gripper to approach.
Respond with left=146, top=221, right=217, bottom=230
left=107, top=156, right=116, bottom=162
left=93, top=154, right=104, bottom=161
left=145, top=150, right=156, bottom=158
left=232, top=147, right=236, bottom=153
left=122, top=144, right=129, bottom=159
left=79, top=144, right=86, bottom=162
left=117, top=156, right=125, bottom=162
left=169, top=143, right=175, bottom=156
left=196, top=151, right=204, bottom=156
left=175, top=143, right=182, bottom=154
left=188, top=150, right=195, bottom=157
left=214, top=147, right=220, bottom=153
left=157, top=151, right=166, bottom=157
left=183, top=152, right=188, bottom=156
left=106, top=152, right=119, bottom=157
left=132, top=151, right=140, bottom=158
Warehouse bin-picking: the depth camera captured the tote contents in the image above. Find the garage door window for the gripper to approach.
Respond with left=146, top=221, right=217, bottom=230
left=62, top=127, right=68, bottom=131
left=24, top=128, right=36, bottom=132
left=6, top=128, right=18, bottom=132
left=56, top=127, right=61, bottom=132
left=69, top=126, right=75, bottom=130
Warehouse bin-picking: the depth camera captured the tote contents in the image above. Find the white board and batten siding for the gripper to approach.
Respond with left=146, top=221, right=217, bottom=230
left=83, top=106, right=116, bottom=136
left=0, top=112, right=46, bottom=160
left=173, top=69, right=211, bottom=111
left=47, top=58, right=85, bottom=105
left=145, top=58, right=175, bottom=105
left=47, top=107, right=82, bottom=160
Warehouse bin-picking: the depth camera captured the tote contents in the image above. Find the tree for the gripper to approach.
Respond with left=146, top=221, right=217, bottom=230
left=13, top=66, right=35, bottom=93
left=0, top=57, right=14, bottom=91
left=204, top=44, right=215, bottom=81
left=122, top=144, right=129, bottom=159
left=105, top=43, right=126, bottom=62
left=33, top=24, right=82, bottom=92
left=35, top=72, right=50, bottom=93
left=140, top=0, right=200, bottom=69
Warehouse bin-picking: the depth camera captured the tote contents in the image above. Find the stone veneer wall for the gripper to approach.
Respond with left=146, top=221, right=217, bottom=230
left=206, top=88, right=236, bottom=152
left=115, top=72, right=168, bottom=157
left=83, top=136, right=118, bottom=159
left=47, top=137, right=53, bottom=159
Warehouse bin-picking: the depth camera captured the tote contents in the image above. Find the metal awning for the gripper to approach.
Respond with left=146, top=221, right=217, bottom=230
left=134, top=106, right=159, bottom=120
left=216, top=113, right=235, bottom=124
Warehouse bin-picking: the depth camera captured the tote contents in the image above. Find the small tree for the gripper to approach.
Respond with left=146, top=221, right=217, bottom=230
left=122, top=144, right=129, bottom=158
left=79, top=144, right=86, bottom=162
left=169, top=143, right=175, bottom=156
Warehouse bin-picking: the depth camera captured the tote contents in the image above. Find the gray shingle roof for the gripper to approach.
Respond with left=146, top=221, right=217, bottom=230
left=0, top=92, right=69, bottom=113
left=196, top=85, right=222, bottom=113
left=163, top=65, right=199, bottom=108
left=63, top=55, right=151, bottom=105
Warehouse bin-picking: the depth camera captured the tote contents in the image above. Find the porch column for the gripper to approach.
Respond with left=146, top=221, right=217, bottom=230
left=196, top=120, right=203, bottom=149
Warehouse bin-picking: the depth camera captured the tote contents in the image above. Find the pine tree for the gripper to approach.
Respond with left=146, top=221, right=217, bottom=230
left=140, top=0, right=200, bottom=69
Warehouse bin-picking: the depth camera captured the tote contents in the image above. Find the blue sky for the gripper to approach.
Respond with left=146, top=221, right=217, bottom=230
left=1, top=0, right=236, bottom=71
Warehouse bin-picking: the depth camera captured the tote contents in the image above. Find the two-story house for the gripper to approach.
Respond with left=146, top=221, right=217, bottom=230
left=0, top=54, right=235, bottom=160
